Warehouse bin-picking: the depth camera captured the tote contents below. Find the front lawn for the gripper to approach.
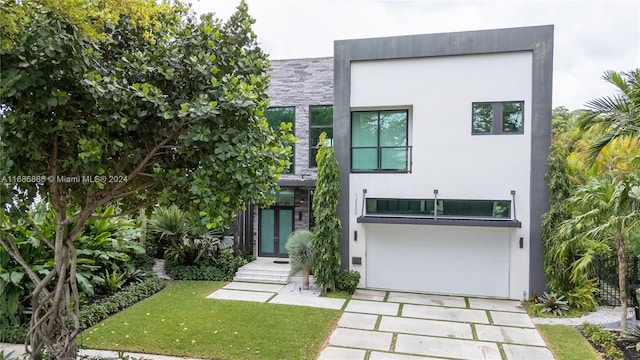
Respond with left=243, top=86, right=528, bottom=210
left=81, top=281, right=341, bottom=360
left=538, top=324, right=602, bottom=360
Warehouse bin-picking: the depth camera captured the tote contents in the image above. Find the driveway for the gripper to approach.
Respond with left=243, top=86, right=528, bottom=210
left=318, top=289, right=554, bottom=360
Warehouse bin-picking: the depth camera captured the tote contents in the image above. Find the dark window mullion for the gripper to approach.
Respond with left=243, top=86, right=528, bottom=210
left=494, top=103, right=504, bottom=134
left=376, top=111, right=382, bottom=171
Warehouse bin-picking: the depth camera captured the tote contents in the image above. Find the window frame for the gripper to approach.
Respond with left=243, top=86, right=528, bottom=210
left=350, top=109, right=411, bottom=173
left=309, top=105, right=334, bottom=168
left=471, top=101, right=524, bottom=135
left=264, top=106, right=296, bottom=174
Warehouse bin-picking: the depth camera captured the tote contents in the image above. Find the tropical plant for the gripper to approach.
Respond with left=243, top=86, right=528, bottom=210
left=579, top=69, right=640, bottom=162
left=311, top=133, right=342, bottom=292
left=553, top=173, right=640, bottom=329
left=537, top=292, right=569, bottom=316
left=0, top=0, right=293, bottom=356
left=286, top=230, right=313, bottom=290
left=621, top=325, right=640, bottom=351
left=148, top=205, right=192, bottom=257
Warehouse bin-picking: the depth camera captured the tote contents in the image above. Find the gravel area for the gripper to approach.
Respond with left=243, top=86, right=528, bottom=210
left=532, top=306, right=638, bottom=330
left=278, top=276, right=322, bottom=296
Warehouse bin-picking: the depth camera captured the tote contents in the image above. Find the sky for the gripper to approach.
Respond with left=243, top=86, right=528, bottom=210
left=190, top=0, right=640, bottom=111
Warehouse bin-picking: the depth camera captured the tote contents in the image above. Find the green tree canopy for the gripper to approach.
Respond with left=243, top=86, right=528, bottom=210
left=0, top=0, right=293, bottom=357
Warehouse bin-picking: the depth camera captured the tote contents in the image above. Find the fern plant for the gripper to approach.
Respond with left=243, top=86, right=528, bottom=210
left=537, top=292, right=569, bottom=316
left=286, top=230, right=313, bottom=290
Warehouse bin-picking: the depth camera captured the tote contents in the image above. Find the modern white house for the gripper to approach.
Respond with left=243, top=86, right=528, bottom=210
left=237, top=26, right=553, bottom=300
left=334, top=25, right=553, bottom=300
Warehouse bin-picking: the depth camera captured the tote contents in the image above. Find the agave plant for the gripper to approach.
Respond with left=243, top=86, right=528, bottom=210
left=537, top=292, right=569, bottom=316
left=622, top=325, right=640, bottom=351
left=286, top=230, right=313, bottom=290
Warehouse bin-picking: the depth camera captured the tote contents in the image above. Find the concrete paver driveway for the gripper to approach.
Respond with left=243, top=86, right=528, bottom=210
left=318, top=289, right=553, bottom=360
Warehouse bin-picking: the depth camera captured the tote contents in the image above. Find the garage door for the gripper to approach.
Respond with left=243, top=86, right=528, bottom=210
left=366, top=224, right=510, bottom=298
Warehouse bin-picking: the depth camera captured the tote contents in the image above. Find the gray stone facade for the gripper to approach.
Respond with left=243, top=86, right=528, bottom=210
left=268, top=57, right=334, bottom=178
left=250, top=57, right=334, bottom=258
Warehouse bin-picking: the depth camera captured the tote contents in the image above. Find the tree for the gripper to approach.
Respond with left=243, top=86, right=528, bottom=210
left=555, top=173, right=640, bottom=330
left=311, top=132, right=342, bottom=291
left=579, top=69, right=640, bottom=161
left=0, top=1, right=293, bottom=358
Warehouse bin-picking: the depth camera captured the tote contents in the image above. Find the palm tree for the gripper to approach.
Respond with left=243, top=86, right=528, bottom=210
left=579, top=69, right=640, bottom=161
left=556, top=173, right=640, bottom=330
left=286, top=230, right=313, bottom=289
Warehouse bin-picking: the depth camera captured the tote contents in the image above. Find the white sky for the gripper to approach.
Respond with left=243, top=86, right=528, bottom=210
left=190, top=0, right=640, bottom=111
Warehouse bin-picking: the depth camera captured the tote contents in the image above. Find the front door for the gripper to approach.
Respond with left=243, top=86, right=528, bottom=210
left=259, top=206, right=294, bottom=258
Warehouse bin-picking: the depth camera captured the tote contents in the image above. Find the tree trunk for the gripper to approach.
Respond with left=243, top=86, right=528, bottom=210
left=617, top=231, right=628, bottom=331
left=302, top=265, right=309, bottom=290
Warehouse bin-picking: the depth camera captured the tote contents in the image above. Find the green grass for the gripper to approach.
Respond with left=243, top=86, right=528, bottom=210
left=320, top=290, right=351, bottom=299
left=538, top=324, right=602, bottom=360
left=81, top=281, right=341, bottom=360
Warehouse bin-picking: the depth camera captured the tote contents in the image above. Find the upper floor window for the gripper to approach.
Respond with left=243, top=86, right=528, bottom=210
left=309, top=105, right=333, bottom=168
left=472, top=101, right=524, bottom=135
left=264, top=106, right=295, bottom=174
left=351, top=110, right=410, bottom=172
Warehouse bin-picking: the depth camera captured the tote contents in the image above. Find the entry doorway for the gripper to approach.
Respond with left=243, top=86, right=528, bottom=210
left=258, top=206, right=294, bottom=258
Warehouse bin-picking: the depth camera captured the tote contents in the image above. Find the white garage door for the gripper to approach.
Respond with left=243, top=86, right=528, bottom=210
left=366, top=224, right=510, bottom=298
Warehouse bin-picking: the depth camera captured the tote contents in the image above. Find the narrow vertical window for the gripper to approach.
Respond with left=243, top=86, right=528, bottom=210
left=309, top=105, right=333, bottom=167
left=264, top=107, right=295, bottom=173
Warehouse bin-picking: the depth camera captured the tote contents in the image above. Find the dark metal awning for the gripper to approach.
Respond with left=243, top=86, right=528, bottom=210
left=357, top=215, right=521, bottom=228
left=277, top=179, right=317, bottom=188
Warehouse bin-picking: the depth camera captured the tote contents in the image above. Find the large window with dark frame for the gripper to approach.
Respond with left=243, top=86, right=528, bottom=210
left=351, top=110, right=409, bottom=172
left=264, top=106, right=295, bottom=174
left=472, top=101, right=524, bottom=135
left=309, top=105, right=333, bottom=168
left=366, top=198, right=512, bottom=219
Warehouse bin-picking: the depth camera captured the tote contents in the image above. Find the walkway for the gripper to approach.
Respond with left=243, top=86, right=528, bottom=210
left=152, top=258, right=171, bottom=280
left=207, top=283, right=553, bottom=360
left=206, top=281, right=345, bottom=310
left=318, top=289, right=553, bottom=360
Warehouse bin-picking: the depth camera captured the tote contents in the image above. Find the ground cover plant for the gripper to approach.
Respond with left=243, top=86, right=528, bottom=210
left=81, top=281, right=341, bottom=360
left=538, top=324, right=602, bottom=360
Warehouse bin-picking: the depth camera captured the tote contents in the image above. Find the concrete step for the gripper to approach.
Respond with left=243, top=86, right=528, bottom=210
left=235, top=269, right=290, bottom=277
left=233, top=274, right=289, bottom=284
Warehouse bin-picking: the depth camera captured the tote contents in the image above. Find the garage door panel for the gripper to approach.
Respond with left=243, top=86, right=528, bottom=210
left=366, top=225, right=510, bottom=298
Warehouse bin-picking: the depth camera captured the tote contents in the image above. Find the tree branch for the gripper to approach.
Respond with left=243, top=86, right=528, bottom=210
left=25, top=217, right=55, bottom=251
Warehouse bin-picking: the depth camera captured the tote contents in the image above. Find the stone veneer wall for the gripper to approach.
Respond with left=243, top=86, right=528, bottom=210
left=251, top=57, right=333, bottom=257
left=268, top=57, right=334, bottom=177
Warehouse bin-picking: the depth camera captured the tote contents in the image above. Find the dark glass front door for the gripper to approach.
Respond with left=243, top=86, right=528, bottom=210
left=259, top=206, right=294, bottom=258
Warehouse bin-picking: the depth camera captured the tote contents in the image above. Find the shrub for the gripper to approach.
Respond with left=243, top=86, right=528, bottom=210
left=165, top=249, right=248, bottom=281
left=336, top=269, right=360, bottom=294
left=0, top=323, right=29, bottom=344
left=582, top=322, right=624, bottom=360
left=537, top=292, right=569, bottom=316
left=566, top=279, right=598, bottom=311
left=78, top=276, right=165, bottom=330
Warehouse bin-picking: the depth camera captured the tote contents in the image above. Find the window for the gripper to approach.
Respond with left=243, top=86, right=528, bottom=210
left=366, top=198, right=511, bottom=219
left=264, top=107, right=295, bottom=173
left=351, top=110, right=409, bottom=172
left=472, top=101, right=524, bottom=135
left=309, top=105, right=333, bottom=168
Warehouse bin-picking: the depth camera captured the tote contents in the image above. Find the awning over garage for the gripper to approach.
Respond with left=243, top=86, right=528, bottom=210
left=357, top=215, right=521, bottom=228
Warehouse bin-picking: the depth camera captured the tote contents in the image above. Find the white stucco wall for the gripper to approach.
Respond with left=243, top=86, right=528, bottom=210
left=348, top=52, right=533, bottom=300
